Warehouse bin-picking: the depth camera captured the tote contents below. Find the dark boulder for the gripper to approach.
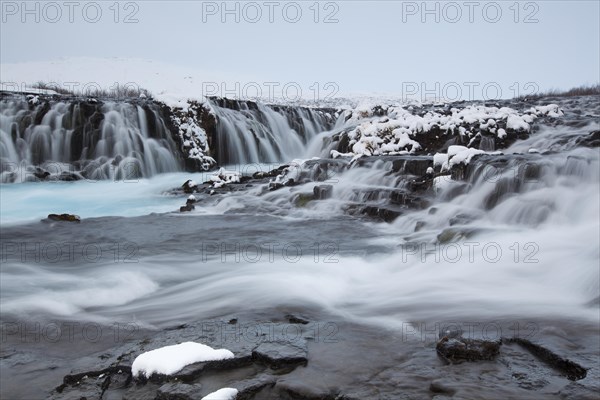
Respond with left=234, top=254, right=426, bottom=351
left=182, top=180, right=197, bottom=194
left=576, top=130, right=600, bottom=147
left=252, top=342, right=308, bottom=370
left=46, top=213, right=81, bottom=223
left=268, top=182, right=284, bottom=191
left=436, top=337, right=501, bottom=363
left=504, top=338, right=587, bottom=380
left=179, top=204, right=195, bottom=212
left=156, top=382, right=204, bottom=400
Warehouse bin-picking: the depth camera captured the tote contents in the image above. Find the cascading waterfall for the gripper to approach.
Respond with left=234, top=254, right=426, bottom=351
left=207, top=98, right=338, bottom=164
left=0, top=96, right=598, bottom=327
left=0, top=97, right=182, bottom=182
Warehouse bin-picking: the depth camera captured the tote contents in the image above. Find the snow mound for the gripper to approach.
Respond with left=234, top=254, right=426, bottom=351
left=201, top=388, right=238, bottom=400
left=131, top=342, right=234, bottom=378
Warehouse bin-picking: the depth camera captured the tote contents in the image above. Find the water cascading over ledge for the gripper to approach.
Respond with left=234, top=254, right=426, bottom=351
left=0, top=94, right=183, bottom=182
left=0, top=93, right=340, bottom=182
left=205, top=97, right=338, bottom=165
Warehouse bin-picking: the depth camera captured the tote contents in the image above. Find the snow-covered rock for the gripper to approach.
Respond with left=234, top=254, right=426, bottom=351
left=334, top=102, right=564, bottom=159
left=131, top=342, right=234, bottom=378
left=201, top=388, right=238, bottom=400
left=167, top=100, right=216, bottom=171
left=208, top=168, right=241, bottom=188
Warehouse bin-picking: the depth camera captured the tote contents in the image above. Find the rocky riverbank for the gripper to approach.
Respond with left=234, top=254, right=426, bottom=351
left=2, top=313, right=597, bottom=399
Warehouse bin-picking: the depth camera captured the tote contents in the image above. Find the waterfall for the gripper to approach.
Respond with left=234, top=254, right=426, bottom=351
left=207, top=98, right=337, bottom=164
left=0, top=96, right=182, bottom=182
left=1, top=94, right=341, bottom=181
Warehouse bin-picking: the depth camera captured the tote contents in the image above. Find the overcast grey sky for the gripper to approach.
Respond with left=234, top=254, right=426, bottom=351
left=1, top=1, right=599, bottom=100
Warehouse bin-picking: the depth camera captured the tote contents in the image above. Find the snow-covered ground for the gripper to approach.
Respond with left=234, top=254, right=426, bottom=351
left=1, top=57, right=461, bottom=108
left=0, top=57, right=249, bottom=103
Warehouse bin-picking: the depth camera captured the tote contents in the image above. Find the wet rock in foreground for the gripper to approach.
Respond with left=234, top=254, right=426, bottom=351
left=505, top=338, right=588, bottom=380
left=51, top=318, right=315, bottom=400
left=252, top=341, right=308, bottom=370
left=155, top=382, right=204, bottom=400
left=436, top=337, right=501, bottom=363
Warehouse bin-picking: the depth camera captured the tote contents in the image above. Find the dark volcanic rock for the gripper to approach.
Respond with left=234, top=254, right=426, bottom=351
left=49, top=377, right=105, bottom=400
left=252, top=342, right=308, bottom=369
left=45, top=213, right=81, bottom=223
left=156, top=382, right=203, bottom=400
left=505, top=338, right=588, bottom=380
left=56, top=171, right=82, bottom=181
left=429, top=379, right=458, bottom=395
left=360, top=205, right=402, bottom=222
left=285, top=314, right=309, bottom=325
left=436, top=337, right=501, bottom=363
left=268, top=182, right=284, bottom=191
left=576, top=130, right=600, bottom=147
left=235, top=374, right=277, bottom=400
left=274, top=381, right=344, bottom=400
left=179, top=204, right=195, bottom=212
left=144, top=355, right=253, bottom=384
left=182, top=180, right=197, bottom=194
left=391, top=157, right=433, bottom=176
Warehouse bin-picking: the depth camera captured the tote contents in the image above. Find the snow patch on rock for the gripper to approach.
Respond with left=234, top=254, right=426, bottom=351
left=201, top=388, right=239, bottom=400
left=131, top=342, right=234, bottom=378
